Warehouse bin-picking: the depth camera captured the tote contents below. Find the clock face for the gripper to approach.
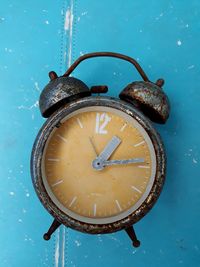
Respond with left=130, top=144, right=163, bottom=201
left=42, top=106, right=156, bottom=224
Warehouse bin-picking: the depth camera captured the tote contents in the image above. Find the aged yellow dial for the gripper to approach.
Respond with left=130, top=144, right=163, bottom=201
left=42, top=106, right=156, bottom=224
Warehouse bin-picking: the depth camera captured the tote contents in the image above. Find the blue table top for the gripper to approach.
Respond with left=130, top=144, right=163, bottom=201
left=0, top=1, right=200, bottom=266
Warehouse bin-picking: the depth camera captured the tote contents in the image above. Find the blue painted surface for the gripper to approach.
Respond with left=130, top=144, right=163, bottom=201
left=0, top=1, right=200, bottom=266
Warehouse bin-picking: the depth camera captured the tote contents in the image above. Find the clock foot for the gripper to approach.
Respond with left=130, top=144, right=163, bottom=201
left=125, top=226, right=140, bottom=247
left=43, top=219, right=62, bottom=241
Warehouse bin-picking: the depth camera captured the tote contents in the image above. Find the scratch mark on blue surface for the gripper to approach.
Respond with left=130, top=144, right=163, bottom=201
left=55, top=229, right=60, bottom=267
left=4, top=47, right=13, bottom=53
left=34, top=82, right=40, bottom=91
left=64, top=1, right=74, bottom=67
left=0, top=17, right=5, bottom=23
left=192, top=158, right=198, bottom=164
left=188, top=65, right=194, bottom=69
left=64, top=10, right=71, bottom=30
left=177, top=40, right=182, bottom=46
left=61, top=227, right=65, bottom=267
left=17, top=101, right=39, bottom=110
left=74, top=240, right=81, bottom=247
left=81, top=11, right=88, bottom=16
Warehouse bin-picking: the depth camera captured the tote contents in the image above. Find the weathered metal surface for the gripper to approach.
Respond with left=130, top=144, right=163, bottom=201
left=125, top=226, right=140, bottom=247
left=31, top=96, right=166, bottom=235
left=90, top=85, right=108, bottom=94
left=39, top=74, right=91, bottom=118
left=43, top=219, right=61, bottom=241
left=119, top=81, right=170, bottom=124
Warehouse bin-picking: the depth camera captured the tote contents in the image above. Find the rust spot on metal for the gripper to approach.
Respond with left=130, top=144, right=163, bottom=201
left=90, top=85, right=108, bottom=94
left=39, top=76, right=91, bottom=118
left=119, top=81, right=170, bottom=124
left=49, top=71, right=58, bottom=81
left=156, top=78, right=165, bottom=87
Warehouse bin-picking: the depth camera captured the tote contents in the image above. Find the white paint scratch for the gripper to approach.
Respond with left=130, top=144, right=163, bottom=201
left=54, top=3, right=74, bottom=265
left=188, top=65, right=194, bottom=70
left=155, top=12, right=164, bottom=21
left=81, top=11, right=88, bottom=16
left=17, top=101, right=39, bottom=110
left=5, top=47, right=13, bottom=53
left=34, top=82, right=40, bottom=91
left=55, top=229, right=60, bottom=267
left=65, top=3, right=74, bottom=67
left=64, top=10, right=71, bottom=30
left=193, top=158, right=198, bottom=164
left=177, top=40, right=182, bottom=46
left=75, top=240, right=81, bottom=247
left=62, top=227, right=65, bottom=267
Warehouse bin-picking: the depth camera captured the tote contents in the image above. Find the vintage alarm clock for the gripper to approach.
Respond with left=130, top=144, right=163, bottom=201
left=31, top=52, right=170, bottom=247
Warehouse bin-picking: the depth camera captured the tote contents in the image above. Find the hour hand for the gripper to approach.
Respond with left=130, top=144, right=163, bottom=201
left=97, top=135, right=121, bottom=161
left=103, top=158, right=145, bottom=166
left=92, top=135, right=121, bottom=170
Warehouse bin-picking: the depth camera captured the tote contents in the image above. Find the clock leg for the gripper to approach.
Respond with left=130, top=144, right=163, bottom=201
left=43, top=219, right=62, bottom=241
left=125, top=226, right=140, bottom=247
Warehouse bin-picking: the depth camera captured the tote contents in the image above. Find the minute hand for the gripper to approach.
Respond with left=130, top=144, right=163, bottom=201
left=103, top=158, right=145, bottom=166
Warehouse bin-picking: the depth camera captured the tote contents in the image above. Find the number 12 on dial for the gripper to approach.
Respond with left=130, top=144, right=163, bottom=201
left=95, top=113, right=111, bottom=134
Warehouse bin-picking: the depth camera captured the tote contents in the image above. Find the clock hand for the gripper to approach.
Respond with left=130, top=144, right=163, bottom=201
left=92, top=135, right=121, bottom=170
left=102, top=158, right=145, bottom=166
left=97, top=135, right=121, bottom=161
left=89, top=137, right=97, bottom=156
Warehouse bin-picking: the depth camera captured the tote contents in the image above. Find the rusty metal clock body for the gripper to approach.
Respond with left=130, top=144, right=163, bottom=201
left=31, top=52, right=170, bottom=247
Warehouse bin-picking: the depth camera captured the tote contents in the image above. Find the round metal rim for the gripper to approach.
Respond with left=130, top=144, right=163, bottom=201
left=31, top=96, right=166, bottom=234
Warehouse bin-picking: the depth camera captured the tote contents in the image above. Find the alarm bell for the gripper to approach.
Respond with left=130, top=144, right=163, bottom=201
left=39, top=52, right=170, bottom=124
left=39, top=71, right=91, bottom=118
left=119, top=79, right=170, bottom=124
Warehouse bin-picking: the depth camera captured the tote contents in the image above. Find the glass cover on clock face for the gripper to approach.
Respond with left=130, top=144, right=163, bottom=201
left=42, top=106, right=156, bottom=224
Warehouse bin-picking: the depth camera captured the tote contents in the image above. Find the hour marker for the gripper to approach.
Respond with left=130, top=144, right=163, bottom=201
left=93, top=204, right=97, bottom=216
left=131, top=186, right=142, bottom=194
left=69, top=196, right=77, bottom=207
left=90, top=192, right=102, bottom=197
left=134, top=141, right=145, bottom=147
left=115, top=200, right=122, bottom=211
left=77, top=118, right=83, bottom=128
left=48, top=158, right=60, bottom=162
left=57, top=134, right=67, bottom=143
left=138, top=165, right=150, bottom=169
left=120, top=123, right=127, bottom=132
left=51, top=180, right=63, bottom=187
left=95, top=113, right=111, bottom=134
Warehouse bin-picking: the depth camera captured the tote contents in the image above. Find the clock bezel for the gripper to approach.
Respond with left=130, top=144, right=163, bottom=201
left=31, top=96, right=166, bottom=234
